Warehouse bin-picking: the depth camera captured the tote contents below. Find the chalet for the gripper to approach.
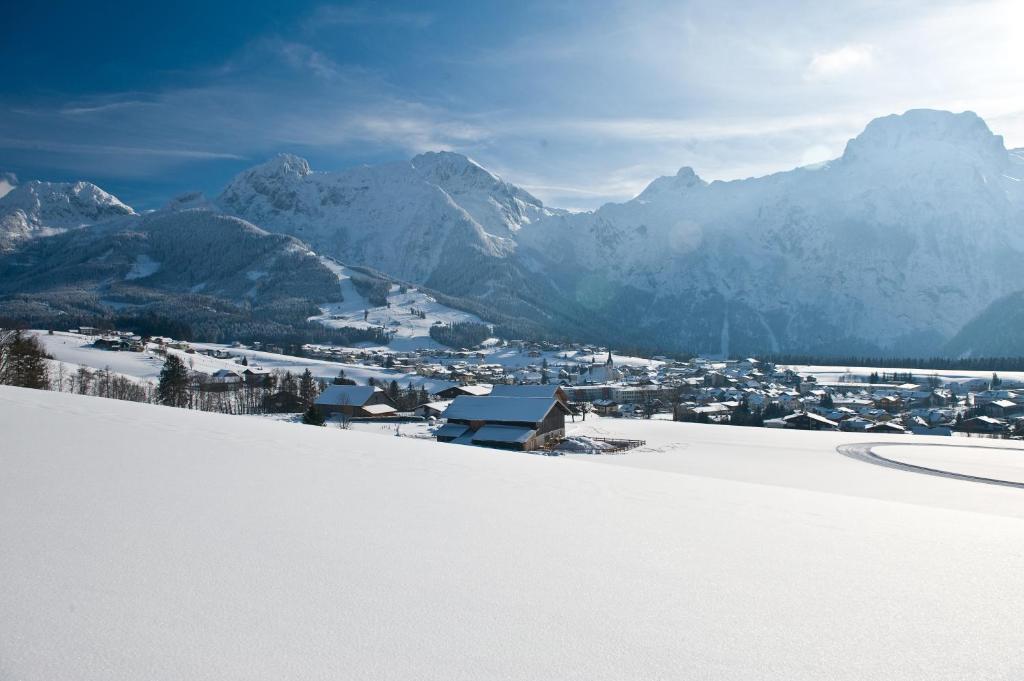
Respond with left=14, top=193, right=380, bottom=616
left=242, top=367, right=273, bottom=387
left=414, top=401, right=451, bottom=419
left=592, top=398, right=620, bottom=416
left=984, top=399, right=1021, bottom=419
left=956, top=416, right=1009, bottom=435
left=781, top=412, right=839, bottom=431
left=437, top=395, right=570, bottom=451
left=839, top=416, right=873, bottom=432
left=434, top=384, right=492, bottom=400
left=314, top=385, right=398, bottom=418
left=865, top=421, right=908, bottom=435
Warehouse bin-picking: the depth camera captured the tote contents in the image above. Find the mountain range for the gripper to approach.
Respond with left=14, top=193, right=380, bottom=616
left=2, top=108, right=1023, bottom=357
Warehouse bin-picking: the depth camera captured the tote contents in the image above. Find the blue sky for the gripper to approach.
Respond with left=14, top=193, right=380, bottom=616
left=3, top=0, right=1024, bottom=210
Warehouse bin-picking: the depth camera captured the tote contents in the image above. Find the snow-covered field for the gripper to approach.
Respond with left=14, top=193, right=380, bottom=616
left=4, top=386, right=1024, bottom=680
left=311, top=259, right=485, bottom=351
left=33, top=331, right=455, bottom=392
left=871, top=443, right=1024, bottom=485
left=785, top=363, right=1024, bottom=387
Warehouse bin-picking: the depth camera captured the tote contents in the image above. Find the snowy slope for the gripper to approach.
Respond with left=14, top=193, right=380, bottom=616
left=4, top=387, right=1024, bottom=680
left=217, top=151, right=553, bottom=283
left=310, top=258, right=486, bottom=350
left=0, top=179, right=135, bottom=249
left=33, top=331, right=456, bottom=392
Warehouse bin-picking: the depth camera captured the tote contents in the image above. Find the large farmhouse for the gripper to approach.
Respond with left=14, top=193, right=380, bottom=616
left=436, top=395, right=570, bottom=451
left=314, top=385, right=398, bottom=418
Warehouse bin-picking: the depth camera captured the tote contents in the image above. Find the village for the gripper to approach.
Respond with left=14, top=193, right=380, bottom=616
left=32, top=326, right=1024, bottom=451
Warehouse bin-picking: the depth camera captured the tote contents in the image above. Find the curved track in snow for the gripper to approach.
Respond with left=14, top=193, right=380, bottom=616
left=838, top=442, right=1024, bottom=489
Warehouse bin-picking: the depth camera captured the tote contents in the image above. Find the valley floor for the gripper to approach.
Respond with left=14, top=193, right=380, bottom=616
left=3, top=386, right=1024, bottom=680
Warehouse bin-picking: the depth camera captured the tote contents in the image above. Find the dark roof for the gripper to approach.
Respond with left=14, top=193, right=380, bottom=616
left=315, top=385, right=380, bottom=407
left=490, top=384, right=564, bottom=399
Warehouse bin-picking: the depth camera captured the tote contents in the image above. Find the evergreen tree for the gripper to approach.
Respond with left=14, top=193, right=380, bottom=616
left=302, top=405, right=326, bottom=426
left=333, top=369, right=356, bottom=385
left=0, top=331, right=51, bottom=389
left=298, top=369, right=319, bottom=407
left=157, top=354, right=190, bottom=407
left=387, top=379, right=401, bottom=403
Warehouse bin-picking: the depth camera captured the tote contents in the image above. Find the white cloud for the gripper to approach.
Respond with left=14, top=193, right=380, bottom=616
left=805, top=44, right=876, bottom=80
left=0, top=172, right=16, bottom=199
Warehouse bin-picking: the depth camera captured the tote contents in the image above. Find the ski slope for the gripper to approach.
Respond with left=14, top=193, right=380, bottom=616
left=311, top=259, right=486, bottom=350
left=4, top=386, right=1024, bottom=680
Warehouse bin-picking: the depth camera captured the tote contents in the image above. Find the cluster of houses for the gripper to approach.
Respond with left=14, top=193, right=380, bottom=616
left=70, top=327, right=1024, bottom=442
left=310, top=382, right=571, bottom=451
left=665, top=359, right=1024, bottom=437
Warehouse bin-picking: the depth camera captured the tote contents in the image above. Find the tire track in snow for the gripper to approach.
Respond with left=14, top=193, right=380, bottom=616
left=838, top=442, right=1024, bottom=489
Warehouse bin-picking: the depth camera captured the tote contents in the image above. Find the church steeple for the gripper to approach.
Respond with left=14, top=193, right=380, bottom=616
left=606, top=350, right=614, bottom=366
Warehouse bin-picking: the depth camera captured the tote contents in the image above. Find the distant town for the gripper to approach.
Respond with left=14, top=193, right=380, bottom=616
left=4, top=326, right=1022, bottom=453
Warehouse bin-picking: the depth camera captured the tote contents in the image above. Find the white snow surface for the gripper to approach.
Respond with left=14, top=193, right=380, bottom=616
left=875, top=443, right=1024, bottom=484
left=217, top=151, right=555, bottom=282
left=33, top=331, right=456, bottom=392
left=4, top=387, right=1024, bottom=680
left=311, top=258, right=485, bottom=350
left=0, top=179, right=135, bottom=246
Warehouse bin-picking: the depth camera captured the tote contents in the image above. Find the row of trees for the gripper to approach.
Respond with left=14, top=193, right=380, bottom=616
left=429, top=321, right=492, bottom=349
left=767, top=353, right=1024, bottom=373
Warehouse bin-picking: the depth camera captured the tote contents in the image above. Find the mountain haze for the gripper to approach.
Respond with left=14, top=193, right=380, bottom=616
left=3, top=109, right=1024, bottom=356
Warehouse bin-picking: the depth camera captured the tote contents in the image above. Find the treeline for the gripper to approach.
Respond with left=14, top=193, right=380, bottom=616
left=429, top=321, right=492, bottom=349
left=0, top=330, right=334, bottom=418
left=0, top=291, right=389, bottom=347
left=765, top=353, right=1024, bottom=373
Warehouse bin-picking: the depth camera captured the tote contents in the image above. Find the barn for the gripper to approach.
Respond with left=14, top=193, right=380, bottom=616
left=437, top=395, right=570, bottom=451
left=314, top=385, right=398, bottom=418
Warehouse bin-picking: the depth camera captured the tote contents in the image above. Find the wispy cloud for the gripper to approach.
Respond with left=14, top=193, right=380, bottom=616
left=0, top=138, right=246, bottom=160
left=805, top=44, right=876, bottom=80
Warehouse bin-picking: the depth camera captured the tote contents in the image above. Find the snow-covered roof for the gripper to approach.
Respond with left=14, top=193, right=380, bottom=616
left=471, top=425, right=536, bottom=444
left=442, top=396, right=561, bottom=424
left=361, top=403, right=397, bottom=415
left=434, top=423, right=469, bottom=439
left=439, top=384, right=492, bottom=396
left=315, top=385, right=381, bottom=407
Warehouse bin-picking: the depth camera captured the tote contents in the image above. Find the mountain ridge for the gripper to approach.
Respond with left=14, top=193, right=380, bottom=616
left=4, top=108, right=1024, bottom=356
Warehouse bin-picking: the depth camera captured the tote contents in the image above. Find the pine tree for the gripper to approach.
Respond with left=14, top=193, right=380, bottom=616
left=0, top=331, right=51, bottom=389
left=387, top=379, right=400, bottom=403
left=157, top=354, right=190, bottom=407
left=298, top=369, right=318, bottom=407
left=302, top=405, right=326, bottom=426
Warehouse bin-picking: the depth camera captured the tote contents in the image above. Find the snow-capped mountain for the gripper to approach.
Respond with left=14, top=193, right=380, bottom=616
left=0, top=180, right=135, bottom=250
left=5, top=108, right=1024, bottom=356
left=0, top=208, right=341, bottom=304
left=517, top=109, right=1024, bottom=355
left=217, top=151, right=553, bottom=284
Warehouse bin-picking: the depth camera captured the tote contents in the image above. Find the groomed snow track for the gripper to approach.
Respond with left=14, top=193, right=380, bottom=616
left=838, top=442, right=1024, bottom=489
